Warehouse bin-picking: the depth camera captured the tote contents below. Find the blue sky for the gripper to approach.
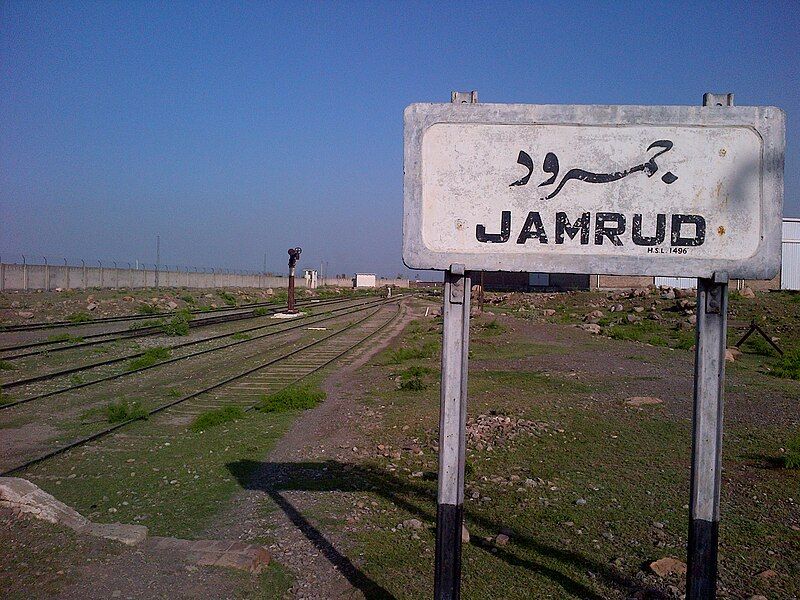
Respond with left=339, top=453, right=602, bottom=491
left=1, top=1, right=798, bottom=276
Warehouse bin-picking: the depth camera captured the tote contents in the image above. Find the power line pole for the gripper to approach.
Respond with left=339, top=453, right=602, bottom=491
left=155, top=235, right=160, bottom=290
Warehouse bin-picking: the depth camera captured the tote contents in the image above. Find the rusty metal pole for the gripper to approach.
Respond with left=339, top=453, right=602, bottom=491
left=287, top=247, right=302, bottom=313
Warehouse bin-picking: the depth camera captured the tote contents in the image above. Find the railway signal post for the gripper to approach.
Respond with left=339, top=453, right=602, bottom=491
left=403, top=92, right=784, bottom=599
left=287, top=247, right=302, bottom=313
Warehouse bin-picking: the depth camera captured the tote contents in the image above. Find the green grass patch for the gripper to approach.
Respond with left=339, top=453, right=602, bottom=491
left=46, top=333, right=84, bottom=344
left=231, top=332, right=251, bottom=340
left=399, top=377, right=426, bottom=391
left=473, top=369, right=597, bottom=395
left=106, top=399, right=148, bottom=423
left=218, top=291, right=237, bottom=306
left=131, top=318, right=165, bottom=330
left=256, top=385, right=326, bottom=413
left=161, top=309, right=192, bottom=336
left=784, top=433, right=800, bottom=469
left=770, top=349, right=800, bottom=380
left=167, top=388, right=182, bottom=397
left=0, top=360, right=16, bottom=371
left=386, top=340, right=440, bottom=364
left=68, top=373, right=85, bottom=385
left=477, top=319, right=506, bottom=335
left=67, top=311, right=92, bottom=323
left=125, top=346, right=171, bottom=371
left=190, top=405, right=246, bottom=432
left=742, top=335, right=778, bottom=357
left=253, top=307, right=270, bottom=317
left=137, top=303, right=160, bottom=315
left=180, top=294, right=196, bottom=305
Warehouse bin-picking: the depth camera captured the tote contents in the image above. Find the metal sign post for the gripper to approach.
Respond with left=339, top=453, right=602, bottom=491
left=434, top=91, right=477, bottom=600
left=435, top=265, right=471, bottom=600
left=403, top=92, right=784, bottom=600
left=686, top=92, right=733, bottom=599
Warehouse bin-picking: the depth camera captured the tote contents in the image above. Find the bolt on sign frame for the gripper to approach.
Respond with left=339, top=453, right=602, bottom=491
left=402, top=92, right=784, bottom=600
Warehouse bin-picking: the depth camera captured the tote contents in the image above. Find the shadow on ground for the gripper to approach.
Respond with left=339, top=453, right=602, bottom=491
left=228, top=459, right=671, bottom=599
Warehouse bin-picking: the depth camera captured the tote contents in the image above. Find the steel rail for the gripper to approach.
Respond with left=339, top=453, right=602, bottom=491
left=242, top=300, right=404, bottom=413
left=0, top=295, right=360, bottom=358
left=0, top=297, right=399, bottom=410
left=0, top=299, right=401, bottom=477
left=0, top=296, right=388, bottom=391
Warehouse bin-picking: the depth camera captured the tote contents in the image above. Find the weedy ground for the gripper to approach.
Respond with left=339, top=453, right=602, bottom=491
left=1, top=289, right=797, bottom=599
left=251, top=289, right=799, bottom=599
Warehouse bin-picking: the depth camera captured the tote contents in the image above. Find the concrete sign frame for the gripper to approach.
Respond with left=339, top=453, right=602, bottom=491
left=403, top=102, right=785, bottom=279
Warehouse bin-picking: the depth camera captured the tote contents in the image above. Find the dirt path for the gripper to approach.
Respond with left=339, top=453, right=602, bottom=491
left=202, top=298, right=423, bottom=599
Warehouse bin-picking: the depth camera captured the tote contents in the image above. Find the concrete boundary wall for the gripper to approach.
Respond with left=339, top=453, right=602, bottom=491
left=0, top=263, right=411, bottom=292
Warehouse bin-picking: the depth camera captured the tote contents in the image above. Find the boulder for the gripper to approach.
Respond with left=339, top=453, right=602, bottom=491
left=16, top=311, right=34, bottom=319
left=740, top=287, right=756, bottom=298
left=579, top=324, right=602, bottom=334
left=495, top=533, right=509, bottom=546
left=542, top=309, right=556, bottom=317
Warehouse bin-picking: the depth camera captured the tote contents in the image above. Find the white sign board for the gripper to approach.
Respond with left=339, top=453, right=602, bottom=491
left=403, top=103, right=784, bottom=278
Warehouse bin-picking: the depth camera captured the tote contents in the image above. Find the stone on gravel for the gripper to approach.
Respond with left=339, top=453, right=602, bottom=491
left=84, top=522, right=148, bottom=546
left=740, top=287, right=756, bottom=298
left=625, top=396, right=663, bottom=407
left=725, top=349, right=736, bottom=362
left=757, top=569, right=777, bottom=579
left=0, top=477, right=89, bottom=530
left=649, top=557, right=687, bottom=578
left=167, top=301, right=179, bottom=309
left=401, top=518, right=423, bottom=530
left=461, top=524, right=470, bottom=544
left=0, top=477, right=150, bottom=545
left=542, top=309, right=556, bottom=317
left=16, top=311, right=34, bottom=319
left=575, top=498, right=587, bottom=506
left=626, top=313, right=639, bottom=323
left=495, top=533, right=509, bottom=546
left=579, top=323, right=602, bottom=334
left=747, top=596, right=768, bottom=600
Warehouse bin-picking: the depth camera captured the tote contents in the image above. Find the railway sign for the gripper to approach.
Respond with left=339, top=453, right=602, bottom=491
left=403, top=102, right=785, bottom=279
left=409, top=93, right=785, bottom=600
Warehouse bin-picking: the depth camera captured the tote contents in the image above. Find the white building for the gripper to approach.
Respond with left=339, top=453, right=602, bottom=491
left=303, top=269, right=318, bottom=289
left=354, top=273, right=377, bottom=288
left=782, top=218, right=800, bottom=290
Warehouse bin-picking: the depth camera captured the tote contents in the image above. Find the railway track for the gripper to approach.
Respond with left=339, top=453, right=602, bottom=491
left=0, top=296, right=398, bottom=409
left=0, top=296, right=297, bottom=333
left=0, top=295, right=368, bottom=358
left=0, top=298, right=403, bottom=477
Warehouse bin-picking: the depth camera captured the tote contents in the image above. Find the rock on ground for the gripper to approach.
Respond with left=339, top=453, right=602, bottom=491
left=625, top=396, right=664, bottom=407
left=649, top=557, right=687, bottom=578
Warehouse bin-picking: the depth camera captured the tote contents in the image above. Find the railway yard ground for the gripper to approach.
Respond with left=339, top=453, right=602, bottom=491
left=1, top=285, right=798, bottom=599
